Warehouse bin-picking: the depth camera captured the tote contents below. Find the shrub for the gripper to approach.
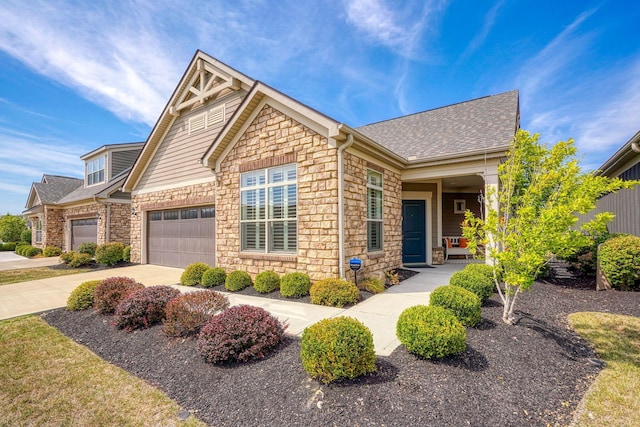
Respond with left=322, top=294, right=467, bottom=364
left=66, top=280, right=101, bottom=310
left=122, top=245, right=131, bottom=262
left=429, top=285, right=481, bottom=327
left=359, top=277, right=385, bottom=294
left=196, top=305, right=285, bottom=364
left=114, top=286, right=181, bottom=331
left=310, top=278, right=360, bottom=307
left=43, top=246, right=62, bottom=257
left=564, top=232, right=623, bottom=277
left=60, top=251, right=75, bottom=264
left=95, top=242, right=125, bottom=266
left=300, top=317, right=376, bottom=384
left=396, top=305, right=466, bottom=359
left=599, top=235, right=640, bottom=291
left=201, top=267, right=226, bottom=288
left=77, top=242, right=98, bottom=257
left=93, top=277, right=145, bottom=314
left=1, top=242, right=16, bottom=251
left=68, top=253, right=93, bottom=268
left=20, top=229, right=31, bottom=244
left=280, top=272, right=311, bottom=298
left=225, top=270, right=252, bottom=291
left=180, top=262, right=210, bottom=286
left=254, top=271, right=280, bottom=293
left=22, top=246, right=42, bottom=257
left=449, top=267, right=495, bottom=304
left=163, top=290, right=230, bottom=337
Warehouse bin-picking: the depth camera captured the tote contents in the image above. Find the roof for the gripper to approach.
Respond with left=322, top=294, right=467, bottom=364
left=356, top=90, right=520, bottom=161
left=56, top=168, right=131, bottom=205
left=80, top=141, right=144, bottom=160
left=596, top=130, right=640, bottom=177
left=31, top=175, right=83, bottom=205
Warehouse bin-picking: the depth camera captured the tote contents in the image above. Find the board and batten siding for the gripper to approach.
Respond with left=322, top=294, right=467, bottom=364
left=111, top=149, right=141, bottom=179
left=579, top=186, right=640, bottom=237
left=136, top=92, right=246, bottom=189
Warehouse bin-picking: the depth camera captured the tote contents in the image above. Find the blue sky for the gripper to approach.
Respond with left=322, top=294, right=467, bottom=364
left=0, top=0, right=638, bottom=215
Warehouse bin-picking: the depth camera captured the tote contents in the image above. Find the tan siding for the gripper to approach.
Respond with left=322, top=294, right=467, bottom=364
left=136, top=93, right=245, bottom=189
left=442, top=192, right=481, bottom=237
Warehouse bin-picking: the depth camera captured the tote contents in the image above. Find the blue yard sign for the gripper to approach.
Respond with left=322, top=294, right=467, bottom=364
left=349, top=257, right=362, bottom=272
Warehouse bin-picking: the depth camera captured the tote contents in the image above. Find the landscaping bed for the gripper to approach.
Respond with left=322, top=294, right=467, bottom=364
left=41, top=280, right=640, bottom=426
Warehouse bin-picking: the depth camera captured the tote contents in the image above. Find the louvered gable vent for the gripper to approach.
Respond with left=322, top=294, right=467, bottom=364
left=208, top=105, right=225, bottom=127
left=189, top=113, right=206, bottom=134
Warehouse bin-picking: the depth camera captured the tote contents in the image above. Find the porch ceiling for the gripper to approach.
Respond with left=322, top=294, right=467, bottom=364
left=442, top=175, right=484, bottom=192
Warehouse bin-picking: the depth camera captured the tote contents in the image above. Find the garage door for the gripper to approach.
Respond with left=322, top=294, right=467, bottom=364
left=147, top=206, right=215, bottom=268
left=71, top=218, right=98, bottom=250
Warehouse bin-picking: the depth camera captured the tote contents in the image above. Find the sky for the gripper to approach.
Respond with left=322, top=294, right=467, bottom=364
left=0, top=0, right=638, bottom=215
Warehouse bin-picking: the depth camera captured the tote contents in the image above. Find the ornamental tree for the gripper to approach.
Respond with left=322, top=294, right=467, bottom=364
left=462, top=130, right=638, bottom=324
left=0, top=214, right=27, bottom=243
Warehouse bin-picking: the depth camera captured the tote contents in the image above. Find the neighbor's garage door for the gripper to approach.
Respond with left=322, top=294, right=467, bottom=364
left=147, top=206, right=215, bottom=268
left=71, top=218, right=98, bottom=250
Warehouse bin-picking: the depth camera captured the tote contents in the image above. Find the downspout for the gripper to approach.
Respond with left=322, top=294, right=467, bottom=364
left=337, top=133, right=354, bottom=279
left=93, top=196, right=110, bottom=243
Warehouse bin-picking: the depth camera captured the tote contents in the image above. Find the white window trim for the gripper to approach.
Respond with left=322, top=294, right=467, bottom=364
left=240, top=164, right=298, bottom=254
left=367, top=169, right=384, bottom=252
left=86, top=155, right=106, bottom=187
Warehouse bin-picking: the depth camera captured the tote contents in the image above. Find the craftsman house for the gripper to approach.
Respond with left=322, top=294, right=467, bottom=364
left=24, top=142, right=143, bottom=250
left=123, top=50, right=519, bottom=281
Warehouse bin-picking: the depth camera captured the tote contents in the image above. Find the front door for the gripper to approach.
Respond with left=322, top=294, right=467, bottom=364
left=402, top=200, right=426, bottom=264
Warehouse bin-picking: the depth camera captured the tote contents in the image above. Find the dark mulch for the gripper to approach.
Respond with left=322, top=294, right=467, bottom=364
left=45, top=260, right=136, bottom=271
left=41, top=279, right=640, bottom=427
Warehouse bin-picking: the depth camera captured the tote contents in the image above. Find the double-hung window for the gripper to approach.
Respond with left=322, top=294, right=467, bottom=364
left=87, top=156, right=105, bottom=185
left=35, top=219, right=42, bottom=243
left=367, top=170, right=383, bottom=251
left=241, top=164, right=297, bottom=253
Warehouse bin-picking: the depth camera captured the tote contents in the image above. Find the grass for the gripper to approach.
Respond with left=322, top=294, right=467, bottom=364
left=568, top=312, right=640, bottom=427
left=0, top=266, right=92, bottom=285
left=0, top=316, right=205, bottom=427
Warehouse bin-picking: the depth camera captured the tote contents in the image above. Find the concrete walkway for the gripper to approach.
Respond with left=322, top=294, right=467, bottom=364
left=0, top=261, right=464, bottom=356
left=0, top=252, right=61, bottom=270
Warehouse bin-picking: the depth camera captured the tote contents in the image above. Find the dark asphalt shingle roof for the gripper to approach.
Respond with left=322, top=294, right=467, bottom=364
left=56, top=168, right=130, bottom=204
left=356, top=90, right=519, bottom=161
left=33, top=175, right=83, bottom=204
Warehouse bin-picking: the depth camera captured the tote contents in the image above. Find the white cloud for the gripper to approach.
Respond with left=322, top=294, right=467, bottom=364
left=0, top=181, right=30, bottom=195
left=458, top=0, right=505, bottom=61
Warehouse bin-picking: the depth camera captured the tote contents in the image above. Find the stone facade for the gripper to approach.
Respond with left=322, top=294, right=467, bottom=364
left=343, top=154, right=403, bottom=280
left=130, top=182, right=216, bottom=263
left=109, top=203, right=133, bottom=245
left=216, top=104, right=340, bottom=281
left=30, top=207, right=63, bottom=249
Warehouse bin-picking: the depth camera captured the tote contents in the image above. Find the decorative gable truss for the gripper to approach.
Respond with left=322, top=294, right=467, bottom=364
left=170, top=58, right=240, bottom=116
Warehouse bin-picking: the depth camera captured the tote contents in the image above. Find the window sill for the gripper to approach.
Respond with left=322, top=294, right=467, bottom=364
left=239, top=252, right=297, bottom=263
left=367, top=251, right=386, bottom=260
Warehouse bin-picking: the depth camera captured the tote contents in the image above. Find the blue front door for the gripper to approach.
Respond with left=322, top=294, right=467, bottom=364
left=402, top=200, right=426, bottom=264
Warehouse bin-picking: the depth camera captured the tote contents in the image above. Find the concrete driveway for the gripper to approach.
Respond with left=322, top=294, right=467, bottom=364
left=0, top=252, right=61, bottom=270
left=0, top=262, right=464, bottom=355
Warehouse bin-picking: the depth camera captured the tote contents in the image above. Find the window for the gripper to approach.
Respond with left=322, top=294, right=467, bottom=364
left=201, top=207, right=215, bottom=218
left=149, top=212, right=162, bottom=221
left=367, top=170, right=383, bottom=251
left=87, top=156, right=106, bottom=185
left=163, top=210, right=179, bottom=220
left=181, top=209, right=198, bottom=219
left=35, top=219, right=42, bottom=243
left=241, top=164, right=297, bottom=253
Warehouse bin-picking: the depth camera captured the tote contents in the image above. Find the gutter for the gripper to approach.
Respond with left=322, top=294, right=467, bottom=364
left=337, top=133, right=354, bottom=279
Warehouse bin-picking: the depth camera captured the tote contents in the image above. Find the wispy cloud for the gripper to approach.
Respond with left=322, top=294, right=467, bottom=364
left=458, top=0, right=505, bottom=62
left=0, top=181, right=30, bottom=195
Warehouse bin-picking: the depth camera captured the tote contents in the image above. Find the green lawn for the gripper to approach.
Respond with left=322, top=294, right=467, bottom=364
left=0, top=266, right=92, bottom=285
left=0, top=316, right=205, bottom=426
left=569, top=312, right=640, bottom=427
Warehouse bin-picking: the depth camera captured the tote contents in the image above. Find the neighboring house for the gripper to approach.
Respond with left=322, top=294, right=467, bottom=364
left=123, top=50, right=519, bottom=281
left=582, top=130, right=640, bottom=236
left=24, top=142, right=143, bottom=250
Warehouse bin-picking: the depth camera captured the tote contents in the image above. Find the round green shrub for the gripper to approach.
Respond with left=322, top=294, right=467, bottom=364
left=77, top=242, right=98, bottom=257
left=449, top=268, right=495, bottom=304
left=66, top=280, right=101, bottom=310
left=300, top=317, right=376, bottom=384
left=43, top=246, right=62, bottom=257
left=95, top=242, right=125, bottom=266
left=201, top=267, right=226, bottom=288
left=180, top=262, right=210, bottom=286
left=93, top=277, right=145, bottom=315
left=68, top=253, right=93, bottom=268
left=196, top=305, right=285, bottom=364
left=22, top=246, right=42, bottom=257
left=359, top=277, right=385, bottom=294
left=280, top=272, right=311, bottom=298
left=224, top=270, right=253, bottom=291
left=396, top=305, right=466, bottom=359
left=122, top=245, right=131, bottom=262
left=429, top=285, right=481, bottom=327
left=20, top=229, right=31, bottom=244
left=114, top=286, right=181, bottom=331
left=599, top=235, right=640, bottom=291
left=163, top=290, right=229, bottom=337
left=310, top=278, right=360, bottom=307
left=60, top=251, right=75, bottom=264
left=1, top=242, right=16, bottom=251
left=254, top=271, right=280, bottom=293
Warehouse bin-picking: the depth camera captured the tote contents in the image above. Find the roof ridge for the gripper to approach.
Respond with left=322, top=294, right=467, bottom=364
left=358, top=89, right=519, bottom=128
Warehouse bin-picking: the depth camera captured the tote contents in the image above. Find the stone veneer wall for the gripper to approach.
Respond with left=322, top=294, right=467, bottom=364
left=43, top=207, right=63, bottom=249
left=108, top=202, right=132, bottom=245
left=129, top=182, right=216, bottom=263
left=343, top=153, right=402, bottom=280
left=216, top=104, right=340, bottom=281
